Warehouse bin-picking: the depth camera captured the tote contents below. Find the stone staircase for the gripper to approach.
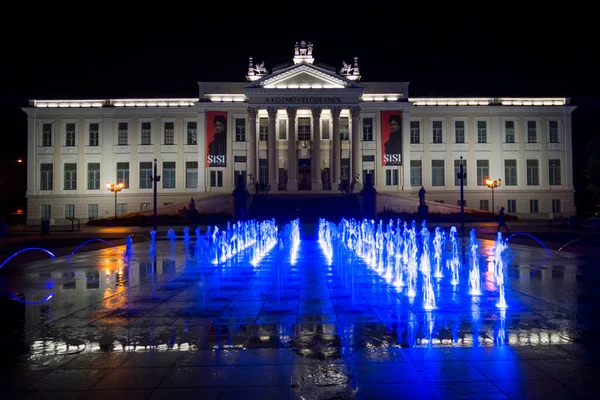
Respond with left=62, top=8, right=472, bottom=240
left=248, top=193, right=361, bottom=224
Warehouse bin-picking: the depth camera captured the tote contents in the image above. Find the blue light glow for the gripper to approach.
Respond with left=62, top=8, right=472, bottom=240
left=0, top=247, right=56, bottom=270
left=66, top=238, right=124, bottom=262
left=9, top=292, right=54, bottom=304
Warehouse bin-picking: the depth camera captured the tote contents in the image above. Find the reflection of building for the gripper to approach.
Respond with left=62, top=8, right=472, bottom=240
left=23, top=41, right=574, bottom=223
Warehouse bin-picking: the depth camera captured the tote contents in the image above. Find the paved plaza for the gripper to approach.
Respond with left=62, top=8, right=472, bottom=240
left=0, top=221, right=599, bottom=399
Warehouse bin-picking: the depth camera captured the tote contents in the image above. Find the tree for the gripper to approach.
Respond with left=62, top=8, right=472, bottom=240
left=584, top=140, right=600, bottom=203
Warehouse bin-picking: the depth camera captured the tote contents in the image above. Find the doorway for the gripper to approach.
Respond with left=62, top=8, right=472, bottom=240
left=298, top=159, right=311, bottom=191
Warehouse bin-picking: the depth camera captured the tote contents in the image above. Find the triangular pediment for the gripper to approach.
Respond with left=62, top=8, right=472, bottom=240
left=243, top=63, right=363, bottom=90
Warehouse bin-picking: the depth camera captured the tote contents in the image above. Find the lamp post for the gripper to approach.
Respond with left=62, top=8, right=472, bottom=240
left=485, top=178, right=501, bottom=213
left=457, top=156, right=467, bottom=236
left=106, top=181, right=124, bottom=219
left=150, top=158, right=161, bottom=231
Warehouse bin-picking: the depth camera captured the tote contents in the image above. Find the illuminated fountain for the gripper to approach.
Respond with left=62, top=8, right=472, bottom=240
left=421, top=221, right=436, bottom=310
left=447, top=226, right=461, bottom=286
left=494, top=232, right=509, bottom=309
left=468, top=228, right=482, bottom=295
left=148, top=230, right=156, bottom=256
left=432, top=227, right=444, bottom=278
left=325, top=217, right=503, bottom=313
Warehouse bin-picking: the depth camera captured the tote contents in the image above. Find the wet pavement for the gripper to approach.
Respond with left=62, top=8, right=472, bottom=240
left=0, top=222, right=599, bottom=399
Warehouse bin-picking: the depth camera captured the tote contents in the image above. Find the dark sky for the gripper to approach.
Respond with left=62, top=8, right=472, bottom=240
left=2, top=6, right=598, bottom=205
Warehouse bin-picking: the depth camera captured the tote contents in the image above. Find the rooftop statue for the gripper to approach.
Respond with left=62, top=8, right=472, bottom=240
left=340, top=61, right=353, bottom=75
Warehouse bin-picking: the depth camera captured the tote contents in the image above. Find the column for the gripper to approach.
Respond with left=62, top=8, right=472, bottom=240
left=286, top=108, right=298, bottom=191
left=247, top=107, right=258, bottom=186
left=350, top=106, right=361, bottom=190
left=564, top=112, right=574, bottom=190
left=331, top=107, right=342, bottom=187
left=27, top=116, right=35, bottom=194
left=311, top=107, right=322, bottom=191
left=197, top=111, right=206, bottom=191
left=267, top=107, right=278, bottom=192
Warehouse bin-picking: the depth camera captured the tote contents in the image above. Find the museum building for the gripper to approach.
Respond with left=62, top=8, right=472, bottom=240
left=23, top=40, right=575, bottom=224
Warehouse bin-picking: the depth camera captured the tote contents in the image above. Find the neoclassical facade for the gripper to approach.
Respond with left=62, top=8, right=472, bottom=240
left=23, top=41, right=575, bottom=224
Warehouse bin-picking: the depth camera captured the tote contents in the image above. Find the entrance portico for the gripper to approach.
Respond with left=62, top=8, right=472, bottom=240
left=243, top=46, right=365, bottom=193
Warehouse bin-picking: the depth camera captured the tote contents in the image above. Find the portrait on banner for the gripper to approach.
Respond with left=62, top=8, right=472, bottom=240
left=381, top=111, right=402, bottom=166
left=206, top=111, right=227, bottom=167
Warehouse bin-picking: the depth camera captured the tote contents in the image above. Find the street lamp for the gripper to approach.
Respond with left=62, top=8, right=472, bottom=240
left=151, top=158, right=161, bottom=231
left=106, top=181, right=124, bottom=219
left=457, top=156, right=467, bottom=236
left=485, top=178, right=501, bottom=213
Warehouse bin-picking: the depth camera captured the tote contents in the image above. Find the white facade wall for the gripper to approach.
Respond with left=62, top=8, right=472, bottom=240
left=23, top=62, right=574, bottom=224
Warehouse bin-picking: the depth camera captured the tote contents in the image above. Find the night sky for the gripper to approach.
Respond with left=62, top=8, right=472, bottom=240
left=2, top=6, right=598, bottom=210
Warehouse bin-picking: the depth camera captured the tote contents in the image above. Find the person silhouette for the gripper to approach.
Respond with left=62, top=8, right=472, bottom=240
left=496, top=207, right=510, bottom=233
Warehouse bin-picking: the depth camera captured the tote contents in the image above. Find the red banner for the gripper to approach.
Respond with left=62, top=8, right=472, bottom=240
left=381, top=111, right=402, bottom=166
left=206, top=111, right=227, bottom=167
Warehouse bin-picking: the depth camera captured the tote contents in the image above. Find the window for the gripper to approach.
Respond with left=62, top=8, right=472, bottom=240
left=455, top=121, right=465, bottom=143
left=235, top=119, right=245, bottom=142
left=234, top=155, right=247, bottom=162
left=362, top=155, right=375, bottom=162
left=298, top=117, right=311, bottom=141
left=457, top=200, right=467, bottom=207
left=117, top=204, right=127, bottom=215
left=88, top=204, right=98, bottom=220
left=89, top=123, right=99, bottom=146
left=552, top=199, right=561, bottom=213
left=65, top=123, right=76, bottom=146
left=42, top=123, right=52, bottom=146
left=259, top=118, right=268, bottom=141
left=340, top=117, right=349, bottom=140
left=140, top=203, right=150, bottom=211
left=162, top=161, right=176, bottom=188
left=141, top=122, right=152, bottom=145
left=505, top=121, right=515, bottom=143
left=410, top=160, right=422, bottom=186
left=504, top=159, right=517, bottom=186
left=187, top=121, right=197, bottom=145
left=529, top=199, right=539, bottom=213
left=64, top=163, right=77, bottom=190
left=279, top=120, right=287, bottom=140
left=431, top=160, right=445, bottom=186
left=164, top=122, right=174, bottom=145
left=362, top=118, right=373, bottom=141
left=340, top=158, right=350, bottom=181
left=476, top=160, right=489, bottom=186
left=549, top=159, right=561, bottom=185
left=507, top=200, right=517, bottom=213
left=454, top=159, right=467, bottom=186
left=64, top=204, right=75, bottom=218
left=410, top=121, right=420, bottom=144
left=116, top=162, right=129, bottom=188
left=40, top=163, right=53, bottom=190
left=362, top=169, right=374, bottom=185
left=385, top=169, right=398, bottom=186
left=321, top=119, right=329, bottom=140
left=477, top=121, right=487, bottom=143
left=480, top=199, right=489, bottom=211
left=87, top=163, right=100, bottom=190
left=210, top=170, right=224, bottom=187
left=527, top=159, right=539, bottom=185
left=186, top=161, right=198, bottom=188
left=117, top=122, right=128, bottom=145
left=432, top=121, right=443, bottom=143
left=259, top=159, right=268, bottom=185
left=139, top=162, right=152, bottom=189
left=41, top=204, right=51, bottom=219
left=549, top=121, right=559, bottom=143
left=527, top=121, right=537, bottom=143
